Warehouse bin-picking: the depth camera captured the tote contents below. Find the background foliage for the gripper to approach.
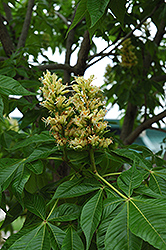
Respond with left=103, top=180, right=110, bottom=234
left=0, top=0, right=166, bottom=249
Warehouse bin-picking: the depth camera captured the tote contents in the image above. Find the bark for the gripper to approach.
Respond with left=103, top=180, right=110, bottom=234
left=17, top=0, right=35, bottom=49
left=124, top=109, right=166, bottom=145
left=74, top=30, right=91, bottom=76
left=120, top=103, right=138, bottom=142
left=0, top=13, right=15, bottom=56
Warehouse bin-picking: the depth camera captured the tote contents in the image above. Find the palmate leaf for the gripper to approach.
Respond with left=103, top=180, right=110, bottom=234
left=149, top=172, right=166, bottom=195
left=81, top=189, right=103, bottom=250
left=117, top=164, right=143, bottom=196
left=0, top=74, right=35, bottom=96
left=61, top=226, right=84, bottom=250
left=47, top=222, right=66, bottom=250
left=1, top=223, right=50, bottom=250
left=129, top=198, right=166, bottom=250
left=48, top=203, right=81, bottom=222
left=105, top=203, right=142, bottom=250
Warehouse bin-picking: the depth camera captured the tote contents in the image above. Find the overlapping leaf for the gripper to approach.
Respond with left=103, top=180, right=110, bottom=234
left=48, top=203, right=81, bottom=222
left=81, top=189, right=103, bottom=250
left=61, top=227, right=84, bottom=250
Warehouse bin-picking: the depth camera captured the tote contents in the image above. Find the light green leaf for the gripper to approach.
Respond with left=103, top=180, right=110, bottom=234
left=48, top=203, right=81, bottom=222
left=81, top=189, right=103, bottom=250
left=51, top=177, right=101, bottom=201
left=87, top=0, right=109, bottom=27
left=0, top=158, right=23, bottom=191
left=2, top=223, right=51, bottom=250
left=0, top=74, right=35, bottom=96
left=61, top=227, right=84, bottom=250
left=47, top=222, right=66, bottom=250
left=105, top=203, right=142, bottom=250
left=117, top=165, right=143, bottom=196
left=130, top=198, right=166, bottom=250
left=24, top=192, right=46, bottom=220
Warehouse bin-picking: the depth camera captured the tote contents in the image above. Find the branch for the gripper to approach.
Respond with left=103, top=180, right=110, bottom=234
left=74, top=30, right=91, bottom=75
left=55, top=11, right=69, bottom=27
left=0, top=13, right=15, bottom=56
left=124, top=109, right=166, bottom=145
left=36, top=63, right=74, bottom=73
left=17, top=0, right=35, bottom=49
left=2, top=2, right=13, bottom=23
left=86, top=3, right=162, bottom=69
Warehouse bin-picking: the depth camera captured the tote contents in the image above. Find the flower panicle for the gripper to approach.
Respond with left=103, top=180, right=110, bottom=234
left=39, top=70, right=113, bottom=149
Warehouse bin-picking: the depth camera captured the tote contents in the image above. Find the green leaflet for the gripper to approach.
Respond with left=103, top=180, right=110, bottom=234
left=0, top=158, right=23, bottom=191
left=47, top=223, right=66, bottom=250
left=117, top=164, right=143, bottom=196
left=0, top=74, right=35, bottom=96
left=11, top=164, right=31, bottom=207
left=1, top=223, right=50, bottom=250
left=81, top=189, right=103, bottom=250
left=0, top=94, right=4, bottom=120
left=48, top=203, right=81, bottom=222
left=87, top=0, right=110, bottom=27
left=51, top=177, right=101, bottom=201
left=61, top=226, right=84, bottom=250
left=24, top=192, right=46, bottom=220
left=10, top=131, right=55, bottom=150
left=105, top=203, right=142, bottom=250
left=67, top=0, right=87, bottom=34
left=129, top=198, right=166, bottom=250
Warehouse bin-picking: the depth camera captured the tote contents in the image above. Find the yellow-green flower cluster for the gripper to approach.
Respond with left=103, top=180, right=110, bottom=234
left=40, top=70, right=112, bottom=149
left=120, top=38, right=137, bottom=68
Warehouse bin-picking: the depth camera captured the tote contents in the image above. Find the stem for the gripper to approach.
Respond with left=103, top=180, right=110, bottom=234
left=46, top=198, right=59, bottom=220
left=89, top=147, right=97, bottom=172
left=103, top=172, right=122, bottom=177
left=95, top=171, right=127, bottom=199
left=47, top=157, right=63, bottom=160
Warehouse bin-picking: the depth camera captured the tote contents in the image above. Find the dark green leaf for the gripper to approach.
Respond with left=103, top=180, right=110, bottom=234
left=0, top=75, right=35, bottom=96
left=61, top=226, right=84, bottom=250
left=105, top=203, right=142, bottom=250
left=48, top=203, right=81, bottom=222
left=130, top=198, right=166, bottom=250
left=51, top=177, right=101, bottom=201
left=87, top=0, right=109, bottom=27
left=81, top=189, right=103, bottom=250
left=117, top=164, right=143, bottom=196
left=0, top=158, right=23, bottom=191
left=47, top=222, right=66, bottom=250
left=24, top=192, right=46, bottom=220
